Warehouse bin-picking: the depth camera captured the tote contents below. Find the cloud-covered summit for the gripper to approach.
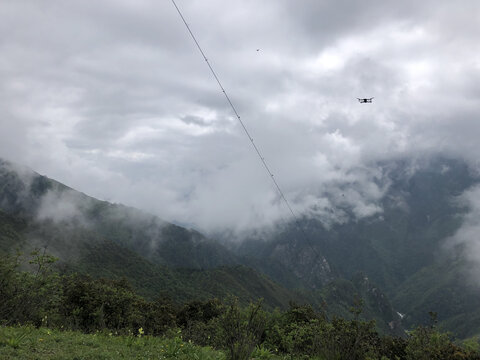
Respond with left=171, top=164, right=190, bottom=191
left=1, top=0, right=479, bottom=233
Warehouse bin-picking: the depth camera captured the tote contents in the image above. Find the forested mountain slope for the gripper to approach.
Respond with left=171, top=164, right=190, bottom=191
left=236, top=157, right=480, bottom=337
left=0, top=159, right=402, bottom=334
left=0, top=159, right=236, bottom=269
left=7, top=157, right=478, bottom=336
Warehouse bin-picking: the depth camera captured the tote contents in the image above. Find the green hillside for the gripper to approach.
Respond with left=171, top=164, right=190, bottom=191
left=237, top=157, right=480, bottom=337
left=13, top=157, right=480, bottom=336
left=0, top=208, right=296, bottom=310
left=0, top=159, right=402, bottom=333
left=0, top=159, right=237, bottom=270
left=393, top=254, right=480, bottom=339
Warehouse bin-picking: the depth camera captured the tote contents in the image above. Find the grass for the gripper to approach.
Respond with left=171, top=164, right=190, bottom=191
left=0, top=326, right=226, bottom=360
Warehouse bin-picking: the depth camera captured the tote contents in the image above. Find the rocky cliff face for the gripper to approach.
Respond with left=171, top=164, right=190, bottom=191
left=270, top=241, right=333, bottom=287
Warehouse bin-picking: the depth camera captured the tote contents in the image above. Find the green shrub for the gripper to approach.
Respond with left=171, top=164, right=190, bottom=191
left=0, top=250, right=62, bottom=327
left=218, top=298, right=266, bottom=360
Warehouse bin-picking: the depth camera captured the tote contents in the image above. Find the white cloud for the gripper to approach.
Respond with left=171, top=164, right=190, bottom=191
left=36, top=190, right=87, bottom=224
left=1, top=0, right=480, bottom=234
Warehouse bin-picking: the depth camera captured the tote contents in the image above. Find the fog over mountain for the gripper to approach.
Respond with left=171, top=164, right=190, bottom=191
left=448, top=185, right=480, bottom=285
left=1, top=0, right=479, bottom=237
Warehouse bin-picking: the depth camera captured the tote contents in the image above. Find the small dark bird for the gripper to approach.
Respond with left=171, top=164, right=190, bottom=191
left=256, top=49, right=260, bottom=52
left=357, top=97, right=374, bottom=103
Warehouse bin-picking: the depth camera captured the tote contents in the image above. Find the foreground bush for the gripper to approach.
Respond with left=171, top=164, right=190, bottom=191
left=2, top=251, right=480, bottom=359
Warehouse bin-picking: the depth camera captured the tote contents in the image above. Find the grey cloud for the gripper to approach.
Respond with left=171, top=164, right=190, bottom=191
left=1, top=0, right=480, bottom=234
left=180, top=115, right=208, bottom=127
left=36, top=189, right=88, bottom=225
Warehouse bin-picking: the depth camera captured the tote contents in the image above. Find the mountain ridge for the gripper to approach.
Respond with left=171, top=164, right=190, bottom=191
left=4, top=156, right=479, bottom=336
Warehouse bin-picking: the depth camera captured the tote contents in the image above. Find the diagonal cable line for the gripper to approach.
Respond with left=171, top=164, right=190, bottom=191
left=170, top=0, right=325, bottom=265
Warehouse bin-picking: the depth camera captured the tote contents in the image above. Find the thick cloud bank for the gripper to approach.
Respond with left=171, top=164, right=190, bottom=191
left=1, top=1, right=479, bottom=233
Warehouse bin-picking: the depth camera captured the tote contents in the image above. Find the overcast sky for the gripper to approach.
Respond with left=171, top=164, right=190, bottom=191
left=1, top=0, right=479, bottom=234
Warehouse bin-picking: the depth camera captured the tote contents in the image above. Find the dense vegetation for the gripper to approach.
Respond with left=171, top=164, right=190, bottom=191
left=2, top=251, right=480, bottom=359
left=236, top=158, right=480, bottom=338
left=0, top=160, right=408, bottom=334
left=3, top=157, right=480, bottom=348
